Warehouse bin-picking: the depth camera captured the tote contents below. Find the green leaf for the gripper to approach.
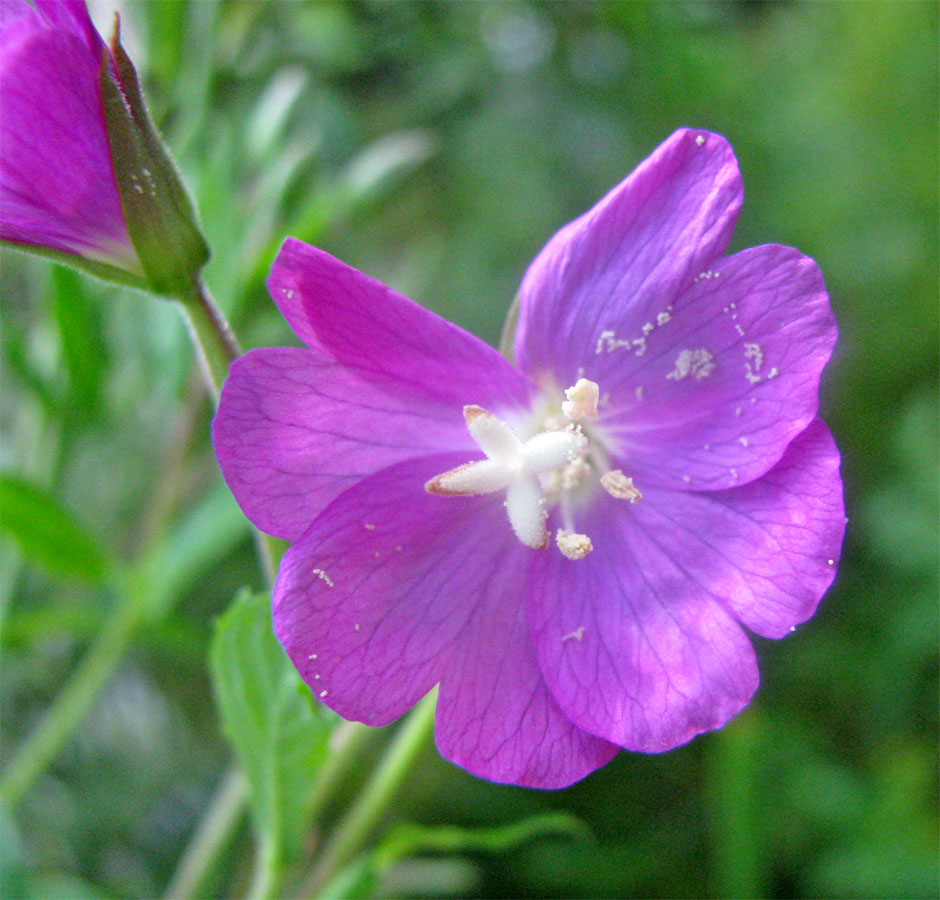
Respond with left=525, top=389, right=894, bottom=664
left=0, top=475, right=109, bottom=584
left=51, top=266, right=107, bottom=417
left=209, top=590, right=331, bottom=893
left=374, top=812, right=592, bottom=870
left=141, top=480, right=253, bottom=620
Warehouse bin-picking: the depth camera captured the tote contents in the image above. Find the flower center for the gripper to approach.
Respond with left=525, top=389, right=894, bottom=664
left=425, top=379, right=641, bottom=558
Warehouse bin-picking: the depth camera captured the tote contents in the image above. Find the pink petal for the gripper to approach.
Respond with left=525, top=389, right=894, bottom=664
left=529, top=499, right=760, bottom=752
left=273, top=454, right=617, bottom=787
left=595, top=244, right=836, bottom=491
left=267, top=238, right=534, bottom=416
left=435, top=576, right=619, bottom=789
left=0, top=5, right=135, bottom=269
left=514, top=128, right=742, bottom=386
left=629, top=418, right=844, bottom=639
left=33, top=0, right=104, bottom=56
left=212, top=348, right=475, bottom=541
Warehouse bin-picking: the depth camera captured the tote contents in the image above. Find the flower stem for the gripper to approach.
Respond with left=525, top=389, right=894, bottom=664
left=300, top=689, right=438, bottom=897
left=175, top=277, right=280, bottom=583
left=0, top=572, right=145, bottom=810
left=305, top=720, right=377, bottom=823
left=162, top=765, right=248, bottom=900
left=176, top=276, right=240, bottom=400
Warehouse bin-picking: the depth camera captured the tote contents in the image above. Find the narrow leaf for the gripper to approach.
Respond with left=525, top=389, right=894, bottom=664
left=0, top=475, right=109, bottom=584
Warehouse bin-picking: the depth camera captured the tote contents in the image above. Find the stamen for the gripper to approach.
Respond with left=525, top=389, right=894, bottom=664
left=561, top=378, right=600, bottom=420
left=556, top=529, right=593, bottom=560
left=601, top=469, right=642, bottom=503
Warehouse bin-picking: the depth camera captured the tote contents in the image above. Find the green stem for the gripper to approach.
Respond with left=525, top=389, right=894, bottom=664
left=176, top=277, right=280, bottom=583
left=0, top=571, right=145, bottom=810
left=305, top=720, right=376, bottom=824
left=176, top=275, right=240, bottom=400
left=706, top=709, right=765, bottom=899
left=163, top=765, right=248, bottom=900
left=300, top=690, right=438, bottom=897
left=246, top=835, right=279, bottom=900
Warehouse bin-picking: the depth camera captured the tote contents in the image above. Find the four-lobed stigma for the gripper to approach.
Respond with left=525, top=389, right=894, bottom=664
left=425, top=379, right=641, bottom=557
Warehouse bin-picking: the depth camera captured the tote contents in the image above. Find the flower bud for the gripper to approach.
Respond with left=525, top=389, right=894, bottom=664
left=0, top=0, right=208, bottom=297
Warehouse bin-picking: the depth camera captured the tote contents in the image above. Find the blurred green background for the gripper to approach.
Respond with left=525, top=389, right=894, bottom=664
left=1, top=1, right=937, bottom=898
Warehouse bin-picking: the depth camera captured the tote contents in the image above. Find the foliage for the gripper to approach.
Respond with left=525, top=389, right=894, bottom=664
left=1, top=1, right=936, bottom=898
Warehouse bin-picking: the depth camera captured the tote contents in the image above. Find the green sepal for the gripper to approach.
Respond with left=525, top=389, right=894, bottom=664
left=498, top=294, right=521, bottom=363
left=99, top=16, right=209, bottom=299
left=0, top=240, right=148, bottom=291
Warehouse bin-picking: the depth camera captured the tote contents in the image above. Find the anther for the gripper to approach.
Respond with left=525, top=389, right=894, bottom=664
left=601, top=469, right=642, bottom=503
left=561, top=378, right=600, bottom=421
left=556, top=529, right=593, bottom=560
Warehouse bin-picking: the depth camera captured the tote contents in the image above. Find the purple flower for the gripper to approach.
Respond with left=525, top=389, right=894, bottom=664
left=213, top=129, right=845, bottom=788
left=0, top=0, right=141, bottom=275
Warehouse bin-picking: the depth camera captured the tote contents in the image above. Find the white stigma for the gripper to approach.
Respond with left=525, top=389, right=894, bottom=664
left=425, top=405, right=587, bottom=550
left=561, top=378, right=600, bottom=420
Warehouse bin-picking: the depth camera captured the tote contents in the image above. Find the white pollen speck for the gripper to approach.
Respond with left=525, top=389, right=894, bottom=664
left=319, top=690, right=328, bottom=698
left=354, top=623, right=360, bottom=631
left=695, top=135, right=705, bottom=146
left=768, top=367, right=779, bottom=379
left=314, top=674, right=320, bottom=680
left=744, top=342, right=764, bottom=384
left=286, top=289, right=294, bottom=299
left=667, top=348, right=715, bottom=381
left=312, top=568, right=334, bottom=588
left=632, top=337, right=647, bottom=356
left=740, top=437, right=749, bottom=447
left=595, top=332, right=609, bottom=354
left=562, top=626, right=586, bottom=642
left=682, top=475, right=691, bottom=483
left=734, top=407, right=743, bottom=416
left=734, top=323, right=745, bottom=336
left=656, top=310, right=672, bottom=326
left=642, top=321, right=655, bottom=335
left=133, top=184, right=144, bottom=194
left=364, top=523, right=375, bottom=530
left=827, top=559, right=835, bottom=566
left=635, top=385, right=645, bottom=401
left=307, top=653, right=318, bottom=660
left=790, top=625, right=797, bottom=633
left=556, top=529, right=593, bottom=560
left=730, top=468, right=739, bottom=480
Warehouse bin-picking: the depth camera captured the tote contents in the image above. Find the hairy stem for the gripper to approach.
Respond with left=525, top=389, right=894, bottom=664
left=177, top=276, right=240, bottom=399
